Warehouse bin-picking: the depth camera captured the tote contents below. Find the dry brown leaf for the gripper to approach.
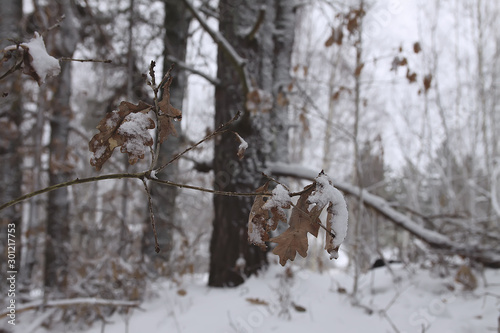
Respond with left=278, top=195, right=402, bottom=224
left=248, top=182, right=271, bottom=250
left=246, top=298, right=269, bottom=306
left=455, top=265, right=477, bottom=290
left=234, top=132, right=248, bottom=160
left=324, top=27, right=343, bottom=47
left=158, top=76, right=182, bottom=143
left=271, top=184, right=319, bottom=266
left=246, top=88, right=273, bottom=113
left=413, top=41, right=421, bottom=54
left=89, top=101, right=153, bottom=170
left=423, top=74, right=433, bottom=92
left=354, top=63, right=364, bottom=77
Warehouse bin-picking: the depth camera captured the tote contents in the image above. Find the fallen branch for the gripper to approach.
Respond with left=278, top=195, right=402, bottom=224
left=0, top=297, right=140, bottom=317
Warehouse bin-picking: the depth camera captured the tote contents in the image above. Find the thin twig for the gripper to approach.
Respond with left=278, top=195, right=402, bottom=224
left=148, top=177, right=271, bottom=198
left=0, top=172, right=147, bottom=212
left=59, top=57, right=112, bottom=63
left=262, top=172, right=291, bottom=192
left=141, top=178, right=160, bottom=253
left=166, top=55, right=220, bottom=86
left=182, top=0, right=250, bottom=93
left=0, top=170, right=273, bottom=212
left=244, top=6, right=266, bottom=40
left=155, top=110, right=242, bottom=173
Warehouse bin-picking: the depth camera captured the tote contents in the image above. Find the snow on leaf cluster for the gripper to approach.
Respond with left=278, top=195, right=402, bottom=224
left=88, top=78, right=181, bottom=171
left=308, top=173, right=348, bottom=259
left=248, top=172, right=348, bottom=265
left=3, top=32, right=60, bottom=85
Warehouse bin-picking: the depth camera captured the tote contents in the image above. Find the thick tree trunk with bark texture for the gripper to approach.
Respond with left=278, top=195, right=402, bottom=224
left=209, top=0, right=296, bottom=287
left=44, top=1, right=80, bottom=294
left=142, top=0, right=191, bottom=271
left=0, top=0, right=24, bottom=285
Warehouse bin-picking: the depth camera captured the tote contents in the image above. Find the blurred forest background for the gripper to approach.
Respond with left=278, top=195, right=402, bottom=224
left=1, top=0, right=499, bottom=329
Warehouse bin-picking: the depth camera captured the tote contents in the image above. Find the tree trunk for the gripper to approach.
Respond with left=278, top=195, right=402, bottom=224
left=209, top=0, right=295, bottom=287
left=142, top=0, right=191, bottom=272
left=44, top=1, right=80, bottom=294
left=0, top=0, right=24, bottom=286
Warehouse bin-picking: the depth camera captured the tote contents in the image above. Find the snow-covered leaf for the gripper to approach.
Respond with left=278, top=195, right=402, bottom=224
left=4, top=32, right=60, bottom=85
left=248, top=182, right=271, bottom=250
left=234, top=133, right=248, bottom=160
left=89, top=101, right=154, bottom=170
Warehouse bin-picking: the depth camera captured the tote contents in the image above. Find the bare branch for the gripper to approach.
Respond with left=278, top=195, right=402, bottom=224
left=141, top=178, right=160, bottom=253
left=155, top=110, right=242, bottom=173
left=182, top=0, right=251, bottom=93
left=59, top=57, right=112, bottom=63
left=166, top=55, right=220, bottom=86
left=244, top=5, right=266, bottom=40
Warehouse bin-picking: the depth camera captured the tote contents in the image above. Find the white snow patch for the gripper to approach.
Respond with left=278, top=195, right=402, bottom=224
left=6, top=32, right=61, bottom=84
left=309, top=174, right=349, bottom=259
left=248, top=222, right=264, bottom=245
left=118, top=112, right=153, bottom=157
left=262, top=184, right=291, bottom=210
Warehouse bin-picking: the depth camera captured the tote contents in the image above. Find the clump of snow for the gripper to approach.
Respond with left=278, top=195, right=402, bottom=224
left=118, top=112, right=153, bottom=157
left=5, top=32, right=61, bottom=84
left=236, top=134, right=248, bottom=150
left=309, top=173, right=349, bottom=259
left=90, top=145, right=107, bottom=164
left=262, top=184, right=291, bottom=210
left=248, top=222, right=264, bottom=245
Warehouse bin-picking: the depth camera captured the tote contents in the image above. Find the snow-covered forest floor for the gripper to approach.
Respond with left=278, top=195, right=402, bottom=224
left=10, top=259, right=500, bottom=333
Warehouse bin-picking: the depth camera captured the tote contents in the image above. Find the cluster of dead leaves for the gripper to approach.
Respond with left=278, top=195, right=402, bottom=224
left=390, top=42, right=433, bottom=94
left=248, top=174, right=348, bottom=266
left=88, top=77, right=181, bottom=171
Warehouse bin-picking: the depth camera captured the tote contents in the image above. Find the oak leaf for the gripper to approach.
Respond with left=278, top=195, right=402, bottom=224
left=246, top=298, right=269, bottom=306
left=248, top=182, right=271, bottom=250
left=157, top=76, right=182, bottom=143
left=270, top=184, right=319, bottom=266
left=89, top=101, right=154, bottom=170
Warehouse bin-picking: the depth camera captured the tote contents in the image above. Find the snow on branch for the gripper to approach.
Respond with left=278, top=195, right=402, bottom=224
left=268, top=162, right=500, bottom=268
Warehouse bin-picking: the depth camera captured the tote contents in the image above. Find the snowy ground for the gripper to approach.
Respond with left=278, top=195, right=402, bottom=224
left=7, top=259, right=500, bottom=333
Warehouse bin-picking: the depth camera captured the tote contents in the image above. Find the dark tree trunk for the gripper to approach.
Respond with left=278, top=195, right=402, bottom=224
left=0, top=0, right=24, bottom=285
left=209, top=0, right=296, bottom=287
left=142, top=0, right=191, bottom=272
left=44, top=1, right=79, bottom=294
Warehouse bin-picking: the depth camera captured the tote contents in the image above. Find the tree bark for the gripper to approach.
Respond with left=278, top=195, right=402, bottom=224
left=44, top=1, right=80, bottom=294
left=0, top=0, right=24, bottom=285
left=209, top=0, right=296, bottom=287
left=142, top=0, right=191, bottom=271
